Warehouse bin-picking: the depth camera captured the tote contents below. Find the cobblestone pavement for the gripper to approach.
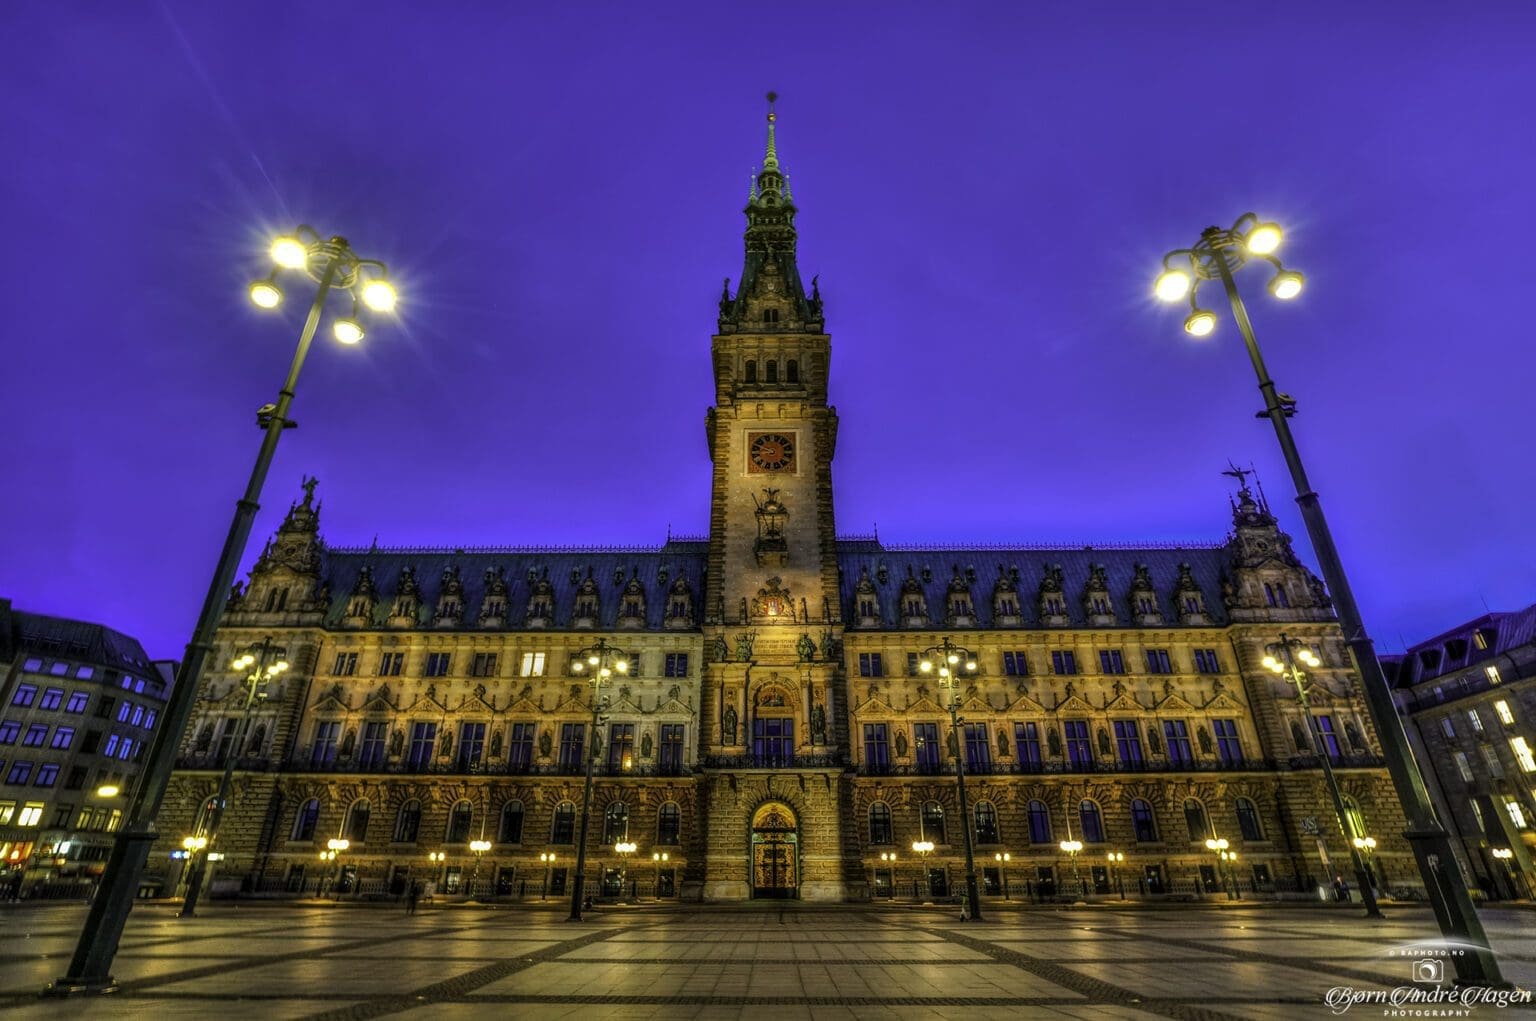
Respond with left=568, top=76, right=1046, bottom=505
left=0, top=901, right=1531, bottom=1019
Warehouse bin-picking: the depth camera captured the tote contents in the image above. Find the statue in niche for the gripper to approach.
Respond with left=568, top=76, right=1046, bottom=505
left=489, top=731, right=503, bottom=758
left=1147, top=728, right=1163, bottom=756
left=668, top=684, right=681, bottom=702
left=438, top=731, right=453, bottom=758
left=641, top=733, right=653, bottom=759
left=425, top=683, right=437, bottom=703
left=997, top=729, right=1009, bottom=757
left=810, top=704, right=826, bottom=744
left=340, top=729, right=356, bottom=757
left=1197, top=726, right=1214, bottom=755
left=1345, top=721, right=1365, bottom=752
left=797, top=633, right=815, bottom=663
left=390, top=729, right=404, bottom=757
left=820, top=630, right=838, bottom=661
left=947, top=728, right=959, bottom=757
left=1063, top=680, right=1076, bottom=700
left=712, top=634, right=729, bottom=663
left=722, top=706, right=738, bottom=745
left=739, top=597, right=749, bottom=624
left=538, top=730, right=553, bottom=758
left=1097, top=727, right=1112, bottom=757
left=1162, top=679, right=1175, bottom=700
left=1112, top=679, right=1125, bottom=700
left=1211, top=678, right=1226, bottom=696
left=735, top=631, right=756, bottom=662
left=895, top=731, right=908, bottom=757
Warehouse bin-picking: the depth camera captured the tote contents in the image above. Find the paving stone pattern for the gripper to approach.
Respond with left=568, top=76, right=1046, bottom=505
left=0, top=902, right=1531, bottom=1019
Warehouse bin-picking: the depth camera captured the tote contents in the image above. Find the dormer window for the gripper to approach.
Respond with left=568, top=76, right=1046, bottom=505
left=858, top=598, right=876, bottom=617
left=1090, top=597, right=1109, bottom=615
left=1444, top=638, right=1468, bottom=662
left=530, top=599, right=550, bottom=618
left=763, top=308, right=779, bottom=324
left=904, top=598, right=923, bottom=616
left=1046, top=597, right=1063, bottom=615
left=1474, top=627, right=1496, bottom=650
left=1184, top=597, right=1199, bottom=613
left=623, top=598, right=642, bottom=617
left=576, top=597, right=597, bottom=618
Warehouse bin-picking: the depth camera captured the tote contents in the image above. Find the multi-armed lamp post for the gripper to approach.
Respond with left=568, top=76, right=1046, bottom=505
left=1264, top=635, right=1383, bottom=918
left=917, top=638, right=983, bottom=921
left=1155, top=215, right=1499, bottom=983
left=567, top=638, right=629, bottom=921
left=50, top=229, right=396, bottom=996
left=178, top=638, right=288, bottom=917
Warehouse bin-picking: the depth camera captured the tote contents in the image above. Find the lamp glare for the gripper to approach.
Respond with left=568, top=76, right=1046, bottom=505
left=1245, top=223, right=1283, bottom=255
left=1154, top=269, right=1192, bottom=302
left=333, top=318, right=364, bottom=345
left=270, top=236, right=308, bottom=269
left=1184, top=310, right=1218, bottom=338
left=361, top=278, right=398, bottom=313
left=1270, top=271, right=1305, bottom=300
left=249, top=281, right=283, bottom=309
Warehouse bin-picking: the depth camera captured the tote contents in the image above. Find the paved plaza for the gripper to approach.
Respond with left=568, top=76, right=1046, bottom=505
left=0, top=901, right=1531, bottom=1019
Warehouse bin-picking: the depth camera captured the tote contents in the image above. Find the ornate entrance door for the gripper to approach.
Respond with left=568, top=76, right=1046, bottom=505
left=750, top=802, right=799, bottom=899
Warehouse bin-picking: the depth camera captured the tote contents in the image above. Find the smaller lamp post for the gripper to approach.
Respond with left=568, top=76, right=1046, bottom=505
left=1204, top=837, right=1229, bottom=899
left=614, top=841, right=637, bottom=902
left=539, top=852, right=556, bottom=900
left=994, top=852, right=1011, bottom=899
left=1107, top=851, right=1126, bottom=900
left=917, top=638, right=983, bottom=921
left=1221, top=848, right=1241, bottom=900
left=1489, top=848, right=1527, bottom=900
left=326, top=839, right=349, bottom=900
left=317, top=849, right=336, bottom=899
left=1059, top=831, right=1084, bottom=901
left=1352, top=836, right=1382, bottom=896
left=468, top=840, right=492, bottom=900
left=179, top=836, right=206, bottom=898
left=879, top=851, right=898, bottom=899
left=912, top=839, right=934, bottom=901
left=652, top=851, right=669, bottom=898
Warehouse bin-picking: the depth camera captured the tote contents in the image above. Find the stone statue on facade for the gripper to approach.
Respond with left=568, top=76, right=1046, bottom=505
left=723, top=706, right=738, bottom=745
left=796, top=633, right=816, bottom=662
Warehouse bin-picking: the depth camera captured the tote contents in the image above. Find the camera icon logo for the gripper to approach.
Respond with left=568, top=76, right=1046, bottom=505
left=1412, top=958, right=1445, bottom=984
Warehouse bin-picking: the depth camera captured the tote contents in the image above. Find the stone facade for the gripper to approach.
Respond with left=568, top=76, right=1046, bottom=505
left=157, top=104, right=1414, bottom=904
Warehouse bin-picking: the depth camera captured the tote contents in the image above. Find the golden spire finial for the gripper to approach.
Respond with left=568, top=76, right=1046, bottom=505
left=764, top=90, right=779, bottom=168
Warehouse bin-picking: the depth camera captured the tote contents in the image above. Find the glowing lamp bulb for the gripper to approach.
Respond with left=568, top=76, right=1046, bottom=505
left=333, top=318, right=364, bottom=344
left=249, top=281, right=283, bottom=309
left=361, top=278, right=397, bottom=313
left=270, top=236, right=308, bottom=269
left=1245, top=222, right=1282, bottom=255
left=1184, top=310, right=1217, bottom=338
left=1154, top=269, right=1192, bottom=302
left=1269, top=270, right=1304, bottom=300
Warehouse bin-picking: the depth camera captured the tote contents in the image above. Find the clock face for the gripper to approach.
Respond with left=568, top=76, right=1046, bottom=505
left=748, top=432, right=796, bottom=473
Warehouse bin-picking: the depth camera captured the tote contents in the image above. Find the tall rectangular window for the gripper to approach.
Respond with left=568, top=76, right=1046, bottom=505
left=1454, top=751, right=1475, bottom=782
left=1510, top=737, right=1536, bottom=774
left=1164, top=720, right=1193, bottom=765
left=0, top=721, right=17, bottom=744
left=964, top=723, right=990, bottom=772
left=470, top=653, right=498, bottom=678
left=35, top=763, right=58, bottom=787
left=39, top=688, right=64, bottom=710
left=508, top=723, right=535, bottom=772
left=1311, top=715, right=1341, bottom=760
left=1480, top=745, right=1504, bottom=778
left=311, top=721, right=340, bottom=767
left=608, top=723, right=635, bottom=771
left=520, top=652, right=546, bottom=677
left=425, top=652, right=452, bottom=677
left=1114, top=720, right=1143, bottom=765
left=1440, top=717, right=1456, bottom=739
left=1099, top=650, right=1125, bottom=674
left=332, top=653, right=357, bottom=676
left=1486, top=665, right=1503, bottom=685
left=1494, top=700, right=1515, bottom=726
left=1015, top=722, right=1041, bottom=770
left=1064, top=720, right=1092, bottom=769
left=6, top=762, right=33, bottom=785
left=22, top=724, right=47, bottom=747
left=407, top=722, right=437, bottom=770
left=753, top=718, right=793, bottom=765
left=1145, top=649, right=1172, bottom=674
left=1466, top=708, right=1484, bottom=733
left=664, top=653, right=689, bottom=677
left=359, top=721, right=387, bottom=768
left=659, top=724, right=684, bottom=774
left=914, top=722, right=940, bottom=771
left=65, top=692, right=88, bottom=713
left=1002, top=652, right=1029, bottom=677
left=1193, top=649, right=1221, bottom=673
left=1213, top=719, right=1243, bottom=764
left=378, top=652, right=404, bottom=676
left=50, top=726, right=74, bottom=750
left=858, top=652, right=884, bottom=677
left=457, top=722, right=486, bottom=770
left=558, top=723, right=585, bottom=771
left=1051, top=651, right=1078, bottom=675
left=12, top=685, right=37, bottom=707
left=863, top=723, right=889, bottom=772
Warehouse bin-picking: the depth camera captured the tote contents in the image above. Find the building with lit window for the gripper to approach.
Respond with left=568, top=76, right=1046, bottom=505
left=0, top=599, right=172, bottom=891
left=156, top=105, right=1412, bottom=904
left=1388, top=602, right=1536, bottom=899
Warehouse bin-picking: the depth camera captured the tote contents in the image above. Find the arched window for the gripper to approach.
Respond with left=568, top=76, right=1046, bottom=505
left=1130, top=798, right=1158, bottom=842
left=921, top=801, right=946, bottom=844
left=657, top=802, right=681, bottom=845
left=394, top=800, right=421, bottom=843
left=499, top=800, right=524, bottom=844
left=603, top=802, right=630, bottom=843
left=745, top=360, right=757, bottom=383
left=868, top=802, right=892, bottom=845
left=1183, top=798, right=1210, bottom=842
left=1341, top=797, right=1367, bottom=841
left=344, top=799, right=370, bottom=842
left=766, top=360, right=779, bottom=383
left=786, top=359, right=799, bottom=383
left=446, top=800, right=473, bottom=843
left=1079, top=799, right=1105, bottom=843
left=1235, top=798, right=1264, bottom=841
left=551, top=801, right=575, bottom=844
left=291, top=798, right=320, bottom=841
left=1027, top=800, right=1052, bottom=843
left=974, top=801, right=1001, bottom=844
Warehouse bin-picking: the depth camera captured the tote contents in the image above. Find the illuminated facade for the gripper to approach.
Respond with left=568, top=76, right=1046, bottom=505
left=157, top=107, right=1415, bottom=903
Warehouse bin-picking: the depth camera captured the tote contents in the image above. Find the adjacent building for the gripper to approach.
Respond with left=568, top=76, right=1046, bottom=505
left=1388, top=603, right=1536, bottom=899
left=0, top=598, right=172, bottom=888
left=156, top=105, right=1412, bottom=904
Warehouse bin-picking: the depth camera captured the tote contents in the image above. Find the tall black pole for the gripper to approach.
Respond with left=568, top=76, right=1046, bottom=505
left=49, top=258, right=340, bottom=995
left=1211, top=250, right=1501, bottom=984
left=569, top=640, right=620, bottom=922
left=933, top=639, right=983, bottom=921
left=1277, top=634, right=1383, bottom=918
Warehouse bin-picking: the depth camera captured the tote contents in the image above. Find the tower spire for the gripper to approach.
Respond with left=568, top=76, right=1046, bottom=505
left=764, top=91, right=779, bottom=169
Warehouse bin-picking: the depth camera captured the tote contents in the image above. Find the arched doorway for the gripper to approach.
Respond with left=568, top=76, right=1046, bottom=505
left=750, top=802, right=799, bottom=899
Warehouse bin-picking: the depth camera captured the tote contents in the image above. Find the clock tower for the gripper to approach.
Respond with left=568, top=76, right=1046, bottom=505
left=698, top=96, right=855, bottom=901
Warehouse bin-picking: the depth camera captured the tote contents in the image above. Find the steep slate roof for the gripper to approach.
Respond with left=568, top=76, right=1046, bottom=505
left=1392, top=599, right=1536, bottom=688
left=317, top=540, right=709, bottom=630
left=835, top=540, right=1231, bottom=628
left=6, top=607, right=157, bottom=673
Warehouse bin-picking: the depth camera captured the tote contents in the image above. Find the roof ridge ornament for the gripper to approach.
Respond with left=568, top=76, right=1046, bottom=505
left=764, top=90, right=779, bottom=169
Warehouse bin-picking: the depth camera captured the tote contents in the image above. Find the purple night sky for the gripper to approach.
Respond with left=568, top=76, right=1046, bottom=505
left=3, top=3, right=1532, bottom=659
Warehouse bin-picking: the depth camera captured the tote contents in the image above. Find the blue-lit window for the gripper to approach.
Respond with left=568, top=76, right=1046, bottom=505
left=1015, top=722, right=1041, bottom=770
left=1064, top=720, right=1092, bottom=769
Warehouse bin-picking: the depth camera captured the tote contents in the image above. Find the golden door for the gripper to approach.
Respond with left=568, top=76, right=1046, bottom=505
left=752, top=839, right=797, bottom=894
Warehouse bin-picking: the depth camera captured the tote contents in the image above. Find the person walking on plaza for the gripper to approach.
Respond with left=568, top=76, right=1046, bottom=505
left=406, top=880, right=421, bottom=915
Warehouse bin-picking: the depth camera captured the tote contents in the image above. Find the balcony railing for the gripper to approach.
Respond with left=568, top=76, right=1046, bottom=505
left=701, top=752, right=849, bottom=770
left=852, top=758, right=1281, bottom=777
left=176, top=756, right=696, bottom=778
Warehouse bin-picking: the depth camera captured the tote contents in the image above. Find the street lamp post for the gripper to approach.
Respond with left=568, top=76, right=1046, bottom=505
left=995, top=852, right=1011, bottom=899
left=879, top=851, right=898, bottom=899
left=652, top=851, right=669, bottom=899
left=1155, top=215, right=1500, bottom=984
left=1059, top=821, right=1084, bottom=901
left=468, top=840, right=492, bottom=900
left=1264, top=634, right=1383, bottom=918
left=540, top=852, right=556, bottom=900
left=179, top=638, right=288, bottom=918
left=917, top=638, right=983, bottom=921
left=317, top=849, right=336, bottom=899
left=326, top=838, right=349, bottom=900
left=49, top=228, right=397, bottom=996
left=1205, top=840, right=1240, bottom=901
left=568, top=639, right=629, bottom=921
left=911, top=838, right=934, bottom=901
left=614, top=841, right=637, bottom=902
left=1107, top=851, right=1126, bottom=899
left=1354, top=836, right=1384, bottom=895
